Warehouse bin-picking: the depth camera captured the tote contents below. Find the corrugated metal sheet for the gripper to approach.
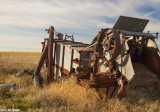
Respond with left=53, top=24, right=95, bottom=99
left=113, top=16, right=149, bottom=32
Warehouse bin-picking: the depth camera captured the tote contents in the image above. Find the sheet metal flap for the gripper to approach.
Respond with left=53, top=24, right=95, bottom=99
left=113, top=16, right=149, bottom=32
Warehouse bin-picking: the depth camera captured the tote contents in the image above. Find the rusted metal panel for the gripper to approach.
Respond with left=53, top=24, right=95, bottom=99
left=71, top=45, right=88, bottom=47
left=63, top=47, right=72, bottom=72
left=55, top=64, right=70, bottom=75
left=80, top=51, right=92, bottom=65
left=54, top=67, right=60, bottom=78
left=99, top=60, right=109, bottom=73
left=115, top=34, right=135, bottom=81
left=142, top=46, right=160, bottom=77
left=55, top=44, right=63, bottom=78
left=53, top=39, right=84, bottom=44
left=113, top=16, right=149, bottom=32
left=53, top=42, right=90, bottom=75
left=64, top=43, right=88, bottom=48
left=59, top=42, right=88, bottom=46
left=73, top=50, right=80, bottom=69
left=73, top=47, right=89, bottom=51
left=79, top=47, right=94, bottom=52
left=131, top=63, right=159, bottom=86
left=146, top=39, right=159, bottom=50
left=73, top=50, right=80, bottom=59
left=120, top=30, right=155, bottom=38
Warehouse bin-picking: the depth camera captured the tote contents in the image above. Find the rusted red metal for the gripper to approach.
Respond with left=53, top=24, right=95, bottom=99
left=65, top=33, right=74, bottom=41
left=79, top=47, right=94, bottom=52
left=35, top=44, right=48, bottom=76
left=117, top=76, right=126, bottom=98
left=55, top=64, right=70, bottom=75
left=97, top=28, right=121, bottom=62
left=73, top=61, right=79, bottom=65
left=90, top=73, right=94, bottom=81
left=70, top=49, right=74, bottom=74
left=36, top=16, right=160, bottom=99
left=41, top=42, right=45, bottom=52
left=141, top=47, right=160, bottom=77
left=53, top=39, right=84, bottom=44
left=47, top=26, right=54, bottom=83
left=80, top=58, right=95, bottom=61
left=61, top=46, right=65, bottom=74
left=79, top=79, right=91, bottom=88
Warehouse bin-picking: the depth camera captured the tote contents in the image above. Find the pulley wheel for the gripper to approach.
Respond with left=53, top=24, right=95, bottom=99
left=97, top=29, right=121, bottom=62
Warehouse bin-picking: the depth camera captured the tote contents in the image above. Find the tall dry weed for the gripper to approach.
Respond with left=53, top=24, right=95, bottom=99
left=0, top=52, right=160, bottom=112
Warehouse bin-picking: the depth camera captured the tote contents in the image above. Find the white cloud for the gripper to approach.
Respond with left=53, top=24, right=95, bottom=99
left=0, top=0, right=155, bottom=28
left=0, top=0, right=160, bottom=51
left=1, top=0, right=160, bottom=29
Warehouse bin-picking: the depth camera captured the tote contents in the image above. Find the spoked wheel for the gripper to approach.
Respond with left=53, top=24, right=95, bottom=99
left=97, top=29, right=121, bottom=62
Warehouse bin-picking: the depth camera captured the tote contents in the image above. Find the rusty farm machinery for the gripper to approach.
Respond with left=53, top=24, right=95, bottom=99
left=34, top=16, right=160, bottom=98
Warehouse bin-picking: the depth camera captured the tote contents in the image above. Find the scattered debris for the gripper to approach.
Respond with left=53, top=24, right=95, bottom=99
left=0, top=83, right=16, bottom=92
left=24, top=69, right=34, bottom=75
left=33, top=75, right=39, bottom=86
left=15, top=69, right=34, bottom=77
left=15, top=72, right=24, bottom=77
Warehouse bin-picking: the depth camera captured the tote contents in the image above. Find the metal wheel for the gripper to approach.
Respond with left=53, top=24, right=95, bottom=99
left=98, top=29, right=121, bottom=62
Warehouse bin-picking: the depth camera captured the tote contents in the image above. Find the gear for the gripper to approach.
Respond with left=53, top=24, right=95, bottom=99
left=97, top=28, right=121, bottom=62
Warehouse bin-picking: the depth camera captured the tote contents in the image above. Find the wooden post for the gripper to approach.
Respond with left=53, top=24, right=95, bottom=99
left=79, top=51, right=82, bottom=67
left=53, top=43, right=57, bottom=78
left=61, top=46, right=65, bottom=75
left=47, top=26, right=54, bottom=83
left=70, top=49, right=74, bottom=74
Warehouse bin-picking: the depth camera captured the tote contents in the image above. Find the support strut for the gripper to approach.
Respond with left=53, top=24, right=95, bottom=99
left=47, top=26, right=54, bottom=83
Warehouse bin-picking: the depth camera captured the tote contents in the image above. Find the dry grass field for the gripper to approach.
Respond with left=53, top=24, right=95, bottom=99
left=0, top=52, right=160, bottom=112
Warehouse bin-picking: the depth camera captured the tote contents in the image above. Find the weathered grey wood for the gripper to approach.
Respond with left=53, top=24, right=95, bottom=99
left=0, top=83, right=16, bottom=91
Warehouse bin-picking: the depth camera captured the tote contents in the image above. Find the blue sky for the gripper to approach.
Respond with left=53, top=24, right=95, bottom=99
left=0, top=0, right=160, bottom=52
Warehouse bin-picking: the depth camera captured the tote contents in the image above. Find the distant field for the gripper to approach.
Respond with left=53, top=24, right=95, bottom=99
left=0, top=52, right=41, bottom=70
left=0, top=52, right=160, bottom=112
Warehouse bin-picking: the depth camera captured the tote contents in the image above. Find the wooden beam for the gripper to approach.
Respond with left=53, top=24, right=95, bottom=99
left=61, top=46, right=65, bottom=75
left=47, top=26, right=54, bottom=83
left=35, top=44, right=48, bottom=76
left=70, top=49, right=74, bottom=74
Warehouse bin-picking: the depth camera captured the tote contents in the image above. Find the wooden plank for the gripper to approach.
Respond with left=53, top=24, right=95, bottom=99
left=61, top=46, right=65, bottom=73
left=70, top=49, right=74, bottom=74
left=47, top=26, right=54, bottom=83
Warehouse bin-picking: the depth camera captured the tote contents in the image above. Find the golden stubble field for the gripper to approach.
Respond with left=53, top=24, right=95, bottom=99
left=0, top=52, right=160, bottom=112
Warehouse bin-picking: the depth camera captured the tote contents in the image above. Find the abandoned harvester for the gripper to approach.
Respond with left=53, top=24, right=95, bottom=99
left=34, top=16, right=160, bottom=98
